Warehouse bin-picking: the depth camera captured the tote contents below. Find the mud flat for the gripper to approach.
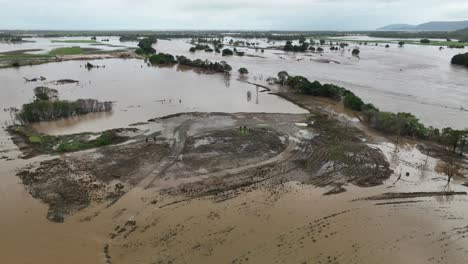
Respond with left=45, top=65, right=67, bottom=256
left=11, top=111, right=392, bottom=222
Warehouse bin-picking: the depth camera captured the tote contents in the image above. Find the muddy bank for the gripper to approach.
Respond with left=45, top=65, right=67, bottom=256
left=17, top=139, right=171, bottom=222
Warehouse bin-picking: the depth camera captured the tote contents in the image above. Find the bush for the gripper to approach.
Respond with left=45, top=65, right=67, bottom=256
left=238, top=67, right=249, bottom=75
left=451, top=53, right=468, bottom=67
left=420, top=39, right=430, bottom=44
left=352, top=48, right=360, bottom=56
left=222, top=49, right=233, bottom=56
left=343, top=92, right=364, bottom=111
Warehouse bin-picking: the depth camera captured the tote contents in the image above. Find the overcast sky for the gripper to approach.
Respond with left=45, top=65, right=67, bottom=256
left=1, top=0, right=468, bottom=30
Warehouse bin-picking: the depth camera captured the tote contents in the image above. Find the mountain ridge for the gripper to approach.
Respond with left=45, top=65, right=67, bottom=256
left=378, top=20, right=468, bottom=31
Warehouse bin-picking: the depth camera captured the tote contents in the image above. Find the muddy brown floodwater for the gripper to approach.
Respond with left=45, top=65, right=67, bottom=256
left=155, top=37, right=468, bottom=129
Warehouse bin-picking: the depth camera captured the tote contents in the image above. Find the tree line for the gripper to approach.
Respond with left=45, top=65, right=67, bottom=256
left=279, top=72, right=468, bottom=155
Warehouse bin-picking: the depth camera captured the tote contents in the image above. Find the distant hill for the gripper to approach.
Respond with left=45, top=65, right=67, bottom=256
left=378, top=20, right=468, bottom=31
left=377, top=24, right=416, bottom=31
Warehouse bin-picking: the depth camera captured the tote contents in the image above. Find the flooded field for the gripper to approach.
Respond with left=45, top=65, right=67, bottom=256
left=0, top=58, right=305, bottom=135
left=154, top=37, right=468, bottom=129
left=0, top=36, right=136, bottom=54
left=1, top=34, right=468, bottom=264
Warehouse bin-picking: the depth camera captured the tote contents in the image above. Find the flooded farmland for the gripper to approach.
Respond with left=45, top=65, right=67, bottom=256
left=1, top=33, right=468, bottom=264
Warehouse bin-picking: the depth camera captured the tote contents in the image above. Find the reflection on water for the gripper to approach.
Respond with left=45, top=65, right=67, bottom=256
left=0, top=58, right=306, bottom=135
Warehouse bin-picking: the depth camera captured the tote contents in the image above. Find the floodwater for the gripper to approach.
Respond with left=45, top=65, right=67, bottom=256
left=155, top=37, right=468, bottom=129
left=0, top=58, right=306, bottom=135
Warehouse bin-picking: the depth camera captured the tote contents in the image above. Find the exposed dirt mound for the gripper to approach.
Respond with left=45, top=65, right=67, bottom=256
left=17, top=140, right=171, bottom=222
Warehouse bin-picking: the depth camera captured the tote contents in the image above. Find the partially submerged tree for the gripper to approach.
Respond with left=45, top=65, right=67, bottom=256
left=238, top=67, right=249, bottom=75
left=398, top=41, right=405, bottom=47
left=137, top=37, right=157, bottom=54
left=34, top=87, right=58, bottom=101
left=352, top=48, right=360, bottom=56
left=222, top=48, right=234, bottom=56
left=149, top=53, right=176, bottom=65
left=277, top=71, right=289, bottom=85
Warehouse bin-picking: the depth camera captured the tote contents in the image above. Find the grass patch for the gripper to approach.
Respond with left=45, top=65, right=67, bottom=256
left=48, top=46, right=84, bottom=56
left=0, top=53, right=52, bottom=61
left=56, top=131, right=126, bottom=152
left=51, top=40, right=98, bottom=44
left=29, top=135, right=44, bottom=144
left=9, top=125, right=130, bottom=156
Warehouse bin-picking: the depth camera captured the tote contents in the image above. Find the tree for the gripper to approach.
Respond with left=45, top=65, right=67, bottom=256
left=343, top=93, right=364, bottom=111
left=385, top=44, right=390, bottom=48
left=398, top=41, right=405, bottom=47
left=319, top=39, right=326, bottom=45
left=149, top=53, right=176, bottom=65
left=34, top=87, right=58, bottom=101
left=277, top=71, right=289, bottom=85
left=420, top=39, right=430, bottom=44
left=137, top=37, right=157, bottom=54
left=299, top=35, right=306, bottom=44
left=352, top=48, right=360, bottom=56
left=238, top=67, right=249, bottom=75
left=222, top=48, right=233, bottom=56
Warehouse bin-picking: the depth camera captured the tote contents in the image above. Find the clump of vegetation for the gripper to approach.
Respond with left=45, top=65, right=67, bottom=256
left=420, top=39, right=431, bottom=44
left=177, top=55, right=232, bottom=73
left=49, top=46, right=83, bottom=56
left=17, top=88, right=112, bottom=123
left=56, top=131, right=127, bottom=152
left=137, top=37, right=157, bottom=54
left=18, top=99, right=113, bottom=123
left=9, top=125, right=129, bottom=156
left=398, top=41, right=405, bottom=47
left=451, top=53, right=468, bottom=67
left=119, top=35, right=140, bottom=42
left=149, top=53, right=176, bottom=65
left=448, top=44, right=465, bottom=49
left=33, top=87, right=58, bottom=101
left=284, top=41, right=309, bottom=52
